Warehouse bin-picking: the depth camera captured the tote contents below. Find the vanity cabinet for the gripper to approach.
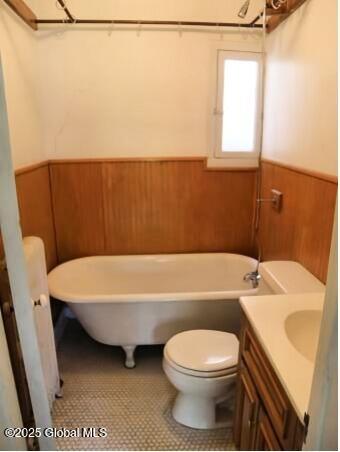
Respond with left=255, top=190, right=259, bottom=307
left=234, top=315, right=306, bottom=451
left=234, top=363, right=259, bottom=450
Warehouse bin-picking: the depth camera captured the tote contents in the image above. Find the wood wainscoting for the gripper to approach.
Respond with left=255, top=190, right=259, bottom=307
left=15, top=162, right=58, bottom=271
left=259, top=160, right=337, bottom=283
left=9, top=157, right=337, bottom=284
left=49, top=158, right=258, bottom=262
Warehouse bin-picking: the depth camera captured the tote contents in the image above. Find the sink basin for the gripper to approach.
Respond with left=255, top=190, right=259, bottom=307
left=284, top=310, right=323, bottom=362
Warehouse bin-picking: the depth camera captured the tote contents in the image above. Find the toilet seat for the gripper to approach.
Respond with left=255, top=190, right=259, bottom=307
left=164, top=350, right=237, bottom=378
left=164, top=330, right=239, bottom=377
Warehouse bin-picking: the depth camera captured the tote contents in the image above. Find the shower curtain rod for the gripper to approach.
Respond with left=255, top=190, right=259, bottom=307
left=1, top=0, right=308, bottom=32
left=43, top=0, right=262, bottom=28
left=35, top=18, right=262, bottom=28
left=41, top=0, right=262, bottom=29
left=1, top=0, right=262, bottom=30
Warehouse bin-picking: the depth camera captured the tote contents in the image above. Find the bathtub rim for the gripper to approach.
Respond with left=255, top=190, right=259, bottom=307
left=48, top=252, right=258, bottom=304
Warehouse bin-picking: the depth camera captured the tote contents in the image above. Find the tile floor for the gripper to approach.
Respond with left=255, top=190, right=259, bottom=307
left=52, top=320, right=236, bottom=451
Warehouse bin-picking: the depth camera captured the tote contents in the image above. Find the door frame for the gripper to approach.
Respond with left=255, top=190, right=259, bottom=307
left=305, top=202, right=338, bottom=450
left=0, top=53, right=55, bottom=450
left=0, top=310, right=26, bottom=451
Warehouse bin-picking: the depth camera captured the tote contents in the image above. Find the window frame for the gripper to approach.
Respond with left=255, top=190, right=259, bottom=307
left=209, top=48, right=263, bottom=168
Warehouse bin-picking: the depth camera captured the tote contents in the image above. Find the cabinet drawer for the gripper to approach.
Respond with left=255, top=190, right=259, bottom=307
left=242, top=324, right=298, bottom=449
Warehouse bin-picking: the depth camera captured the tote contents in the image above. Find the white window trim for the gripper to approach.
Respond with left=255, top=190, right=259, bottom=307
left=208, top=41, right=263, bottom=169
left=215, top=51, right=263, bottom=158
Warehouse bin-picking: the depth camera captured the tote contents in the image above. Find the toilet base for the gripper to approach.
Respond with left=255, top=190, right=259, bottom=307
left=172, top=393, right=233, bottom=429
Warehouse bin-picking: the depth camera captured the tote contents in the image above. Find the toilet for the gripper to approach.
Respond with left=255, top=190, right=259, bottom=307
left=163, top=329, right=239, bottom=429
left=163, top=261, right=326, bottom=430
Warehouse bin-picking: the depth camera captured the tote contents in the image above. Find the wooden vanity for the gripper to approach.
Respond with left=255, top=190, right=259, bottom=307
left=234, top=314, right=307, bottom=451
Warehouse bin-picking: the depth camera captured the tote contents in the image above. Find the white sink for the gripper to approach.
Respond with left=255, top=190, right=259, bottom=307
left=284, top=310, right=323, bottom=362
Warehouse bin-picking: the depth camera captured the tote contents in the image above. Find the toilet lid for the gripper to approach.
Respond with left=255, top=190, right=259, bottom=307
left=164, top=330, right=239, bottom=372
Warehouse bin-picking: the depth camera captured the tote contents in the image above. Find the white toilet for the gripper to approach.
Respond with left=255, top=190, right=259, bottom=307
left=163, top=261, right=325, bottom=429
left=163, top=261, right=326, bottom=430
left=163, top=329, right=239, bottom=429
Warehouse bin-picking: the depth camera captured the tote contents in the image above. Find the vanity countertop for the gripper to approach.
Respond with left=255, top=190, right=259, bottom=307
left=239, top=292, right=325, bottom=423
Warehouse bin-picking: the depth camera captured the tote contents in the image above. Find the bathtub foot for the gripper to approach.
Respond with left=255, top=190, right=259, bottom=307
left=122, top=345, right=136, bottom=368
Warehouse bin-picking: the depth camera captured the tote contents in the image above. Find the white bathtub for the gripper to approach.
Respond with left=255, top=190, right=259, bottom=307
left=48, top=253, right=271, bottom=367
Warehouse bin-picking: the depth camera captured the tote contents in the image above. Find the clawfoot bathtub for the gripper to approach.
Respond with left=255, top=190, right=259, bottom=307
left=48, top=253, right=270, bottom=367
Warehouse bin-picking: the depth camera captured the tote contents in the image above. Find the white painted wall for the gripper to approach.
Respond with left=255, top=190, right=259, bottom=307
left=262, top=0, right=337, bottom=176
left=30, top=0, right=262, bottom=160
left=2, top=0, right=337, bottom=172
left=1, top=0, right=263, bottom=163
left=0, top=2, right=43, bottom=169
left=37, top=29, right=261, bottom=159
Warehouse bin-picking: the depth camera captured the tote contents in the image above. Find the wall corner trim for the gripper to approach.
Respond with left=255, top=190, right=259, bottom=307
left=261, top=159, right=338, bottom=185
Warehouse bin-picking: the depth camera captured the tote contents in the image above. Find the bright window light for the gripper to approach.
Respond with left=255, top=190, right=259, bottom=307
left=222, top=59, right=259, bottom=153
left=211, top=50, right=262, bottom=166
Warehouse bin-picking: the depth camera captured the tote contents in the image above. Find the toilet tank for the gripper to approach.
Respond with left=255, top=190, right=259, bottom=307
left=259, top=261, right=325, bottom=295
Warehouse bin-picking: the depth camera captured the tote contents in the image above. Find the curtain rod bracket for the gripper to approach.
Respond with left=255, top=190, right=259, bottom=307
left=56, top=0, right=75, bottom=23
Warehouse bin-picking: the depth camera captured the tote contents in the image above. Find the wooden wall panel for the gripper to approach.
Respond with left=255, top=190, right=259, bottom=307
left=258, top=161, right=337, bottom=283
left=49, top=162, right=106, bottom=262
left=102, top=160, right=257, bottom=255
left=15, top=163, right=58, bottom=271
left=50, top=159, right=257, bottom=262
left=11, top=158, right=337, bottom=285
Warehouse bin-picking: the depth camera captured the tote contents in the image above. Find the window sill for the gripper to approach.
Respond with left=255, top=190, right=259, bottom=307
left=206, top=157, right=259, bottom=170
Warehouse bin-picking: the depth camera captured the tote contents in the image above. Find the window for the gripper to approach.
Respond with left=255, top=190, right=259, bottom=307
left=211, top=50, right=262, bottom=166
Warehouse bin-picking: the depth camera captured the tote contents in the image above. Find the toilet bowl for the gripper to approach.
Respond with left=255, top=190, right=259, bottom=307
left=163, top=329, right=239, bottom=429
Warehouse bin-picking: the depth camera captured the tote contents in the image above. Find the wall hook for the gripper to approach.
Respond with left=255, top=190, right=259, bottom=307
left=216, top=23, right=223, bottom=40
left=108, top=20, right=115, bottom=36
left=55, top=17, right=67, bottom=38
left=178, top=22, right=182, bottom=37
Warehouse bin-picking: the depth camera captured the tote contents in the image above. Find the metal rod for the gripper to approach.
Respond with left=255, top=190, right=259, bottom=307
left=257, top=198, right=275, bottom=203
left=56, top=0, right=75, bottom=22
left=250, top=11, right=264, bottom=25
left=35, top=18, right=262, bottom=28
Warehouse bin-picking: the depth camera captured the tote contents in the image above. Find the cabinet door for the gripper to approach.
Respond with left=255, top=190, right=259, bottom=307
left=234, top=363, right=260, bottom=451
left=255, top=407, right=282, bottom=451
